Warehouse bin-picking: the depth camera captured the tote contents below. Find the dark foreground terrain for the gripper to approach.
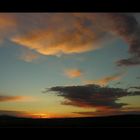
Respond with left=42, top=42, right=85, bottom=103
left=0, top=114, right=140, bottom=128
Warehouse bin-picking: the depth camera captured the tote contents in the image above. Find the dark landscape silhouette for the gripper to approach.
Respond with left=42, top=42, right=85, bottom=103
left=0, top=114, right=140, bottom=128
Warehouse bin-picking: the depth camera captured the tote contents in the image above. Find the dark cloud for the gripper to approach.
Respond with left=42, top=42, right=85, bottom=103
left=81, top=13, right=140, bottom=66
left=128, top=86, right=140, bottom=90
left=73, top=111, right=121, bottom=117
left=0, top=110, right=31, bottom=118
left=74, top=110, right=140, bottom=117
left=136, top=76, right=140, bottom=79
left=114, top=82, right=122, bottom=85
left=45, top=84, right=140, bottom=111
left=96, top=13, right=140, bottom=66
left=117, top=57, right=140, bottom=66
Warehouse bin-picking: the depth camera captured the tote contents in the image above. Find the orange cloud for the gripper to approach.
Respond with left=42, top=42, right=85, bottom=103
left=0, top=13, right=138, bottom=67
left=85, top=72, right=125, bottom=86
left=0, top=14, right=17, bottom=29
left=11, top=30, right=99, bottom=56
left=64, top=69, right=83, bottom=78
left=11, top=13, right=106, bottom=56
left=0, top=14, right=17, bottom=41
left=19, top=50, right=40, bottom=62
left=0, top=95, right=36, bottom=102
left=0, top=95, right=25, bottom=102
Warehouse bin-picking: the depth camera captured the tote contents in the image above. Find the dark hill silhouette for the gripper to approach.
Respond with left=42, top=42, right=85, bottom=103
left=0, top=114, right=140, bottom=128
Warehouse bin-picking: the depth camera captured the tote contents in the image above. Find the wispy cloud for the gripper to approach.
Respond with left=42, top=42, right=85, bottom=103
left=19, top=50, right=40, bottom=62
left=73, top=109, right=140, bottom=117
left=0, top=95, right=36, bottom=102
left=0, top=95, right=25, bottom=102
left=64, top=69, right=83, bottom=78
left=128, top=86, right=140, bottom=90
left=0, top=110, right=34, bottom=118
left=85, top=72, right=125, bottom=86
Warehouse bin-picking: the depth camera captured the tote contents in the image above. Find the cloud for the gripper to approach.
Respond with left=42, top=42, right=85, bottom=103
left=0, top=14, right=17, bottom=40
left=128, top=86, right=140, bottom=90
left=0, top=95, right=35, bottom=102
left=74, top=107, right=140, bottom=117
left=64, top=69, right=83, bottom=78
left=10, top=13, right=109, bottom=56
left=0, top=13, right=139, bottom=66
left=0, top=95, right=25, bottom=102
left=93, top=13, right=140, bottom=66
left=11, top=30, right=99, bottom=56
left=74, top=110, right=140, bottom=117
left=0, top=110, right=33, bottom=118
left=117, top=56, right=140, bottom=66
left=19, top=50, right=40, bottom=62
left=114, top=82, right=122, bottom=85
left=0, top=14, right=17, bottom=30
left=46, top=84, right=140, bottom=112
left=85, top=72, right=124, bottom=86
left=74, top=13, right=140, bottom=66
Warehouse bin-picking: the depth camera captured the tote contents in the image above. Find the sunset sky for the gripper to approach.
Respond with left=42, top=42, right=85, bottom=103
left=0, top=13, right=140, bottom=118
